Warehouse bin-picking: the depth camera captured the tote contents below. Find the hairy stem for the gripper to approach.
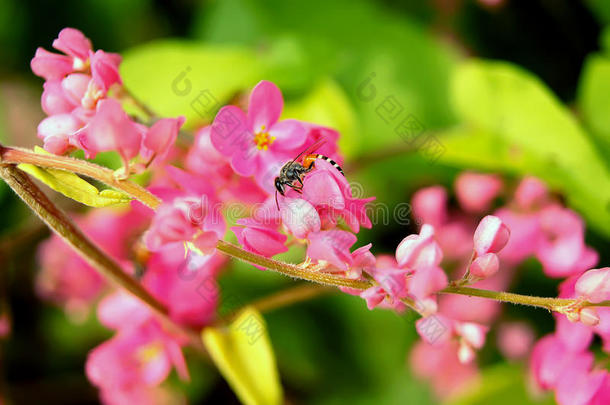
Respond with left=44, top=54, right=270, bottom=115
left=215, top=240, right=371, bottom=289
left=3, top=144, right=605, bottom=319
left=215, top=240, right=609, bottom=315
left=0, top=164, right=202, bottom=350
left=0, top=146, right=161, bottom=209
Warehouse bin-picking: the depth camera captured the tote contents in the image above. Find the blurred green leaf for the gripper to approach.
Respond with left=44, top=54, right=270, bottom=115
left=283, top=79, right=359, bottom=157
left=194, top=0, right=458, bottom=155
left=447, top=364, right=554, bottom=405
left=578, top=54, right=610, bottom=161
left=120, top=41, right=266, bottom=128
left=202, top=307, right=283, bottom=405
left=447, top=60, right=610, bottom=237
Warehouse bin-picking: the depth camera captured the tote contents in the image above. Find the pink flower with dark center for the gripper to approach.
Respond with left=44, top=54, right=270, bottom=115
left=210, top=80, right=306, bottom=191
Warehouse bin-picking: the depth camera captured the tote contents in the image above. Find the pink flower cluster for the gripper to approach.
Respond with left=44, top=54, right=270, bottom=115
left=529, top=269, right=610, bottom=405
left=30, top=29, right=610, bottom=405
left=405, top=173, right=601, bottom=399
left=32, top=28, right=185, bottom=170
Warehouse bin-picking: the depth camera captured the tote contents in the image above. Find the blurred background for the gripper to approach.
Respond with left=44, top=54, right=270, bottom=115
left=1, top=0, right=609, bottom=403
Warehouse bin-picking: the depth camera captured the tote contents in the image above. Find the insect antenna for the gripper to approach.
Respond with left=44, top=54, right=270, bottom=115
left=275, top=189, right=280, bottom=210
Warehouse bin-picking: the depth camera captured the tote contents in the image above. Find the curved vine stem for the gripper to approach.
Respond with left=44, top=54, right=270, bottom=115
left=0, top=146, right=161, bottom=210
left=0, top=164, right=203, bottom=353
left=2, top=145, right=607, bottom=320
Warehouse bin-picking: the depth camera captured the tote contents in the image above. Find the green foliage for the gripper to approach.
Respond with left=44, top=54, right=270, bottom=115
left=445, top=60, right=610, bottom=237
left=578, top=54, right=610, bottom=161
left=120, top=41, right=266, bottom=128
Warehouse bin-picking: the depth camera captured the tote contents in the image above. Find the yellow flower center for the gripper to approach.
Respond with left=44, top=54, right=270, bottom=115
left=253, top=126, right=276, bottom=150
left=137, top=341, right=164, bottom=363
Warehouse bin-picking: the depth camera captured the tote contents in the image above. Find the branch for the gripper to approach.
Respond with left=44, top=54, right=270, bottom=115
left=0, top=164, right=201, bottom=350
left=0, top=146, right=161, bottom=210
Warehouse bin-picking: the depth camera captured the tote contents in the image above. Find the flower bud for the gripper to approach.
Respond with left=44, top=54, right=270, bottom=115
left=473, top=215, right=510, bottom=256
left=469, top=253, right=500, bottom=279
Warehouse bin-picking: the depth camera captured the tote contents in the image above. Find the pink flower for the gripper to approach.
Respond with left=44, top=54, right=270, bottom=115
left=395, top=224, right=443, bottom=269
left=410, top=340, right=478, bottom=399
left=141, top=116, right=186, bottom=163
left=514, top=176, right=548, bottom=210
left=52, top=27, right=92, bottom=64
left=74, top=98, right=143, bottom=165
left=469, top=253, right=499, bottom=280
left=90, top=50, right=122, bottom=91
left=556, top=370, right=608, bottom=405
left=31, top=28, right=93, bottom=80
left=348, top=243, right=376, bottom=279
left=407, top=266, right=448, bottom=314
left=144, top=194, right=224, bottom=255
left=455, top=172, right=502, bottom=213
left=530, top=335, right=593, bottom=390
left=210, top=80, right=306, bottom=190
left=86, top=320, right=189, bottom=397
left=537, top=205, right=598, bottom=278
left=454, top=322, right=488, bottom=363
left=299, top=159, right=374, bottom=233
left=280, top=197, right=321, bottom=239
left=31, top=47, right=76, bottom=81
left=37, top=113, right=83, bottom=154
left=143, top=246, right=222, bottom=328
left=494, top=208, right=540, bottom=263
left=307, top=230, right=357, bottom=271
left=412, top=186, right=448, bottom=228
left=575, top=268, right=610, bottom=303
left=41, top=80, right=77, bottom=115
left=232, top=218, right=288, bottom=258
left=473, top=215, right=510, bottom=256
left=497, top=322, right=535, bottom=360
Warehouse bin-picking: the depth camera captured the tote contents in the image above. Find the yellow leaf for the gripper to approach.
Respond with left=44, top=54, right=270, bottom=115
left=17, top=147, right=132, bottom=207
left=202, top=307, right=283, bottom=405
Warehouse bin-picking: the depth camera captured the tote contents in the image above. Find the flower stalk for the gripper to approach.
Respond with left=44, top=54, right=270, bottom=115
left=2, top=145, right=608, bottom=319
left=0, top=164, right=202, bottom=350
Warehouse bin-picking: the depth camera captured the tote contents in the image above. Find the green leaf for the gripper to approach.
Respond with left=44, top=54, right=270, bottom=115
left=17, top=147, right=132, bottom=207
left=194, top=0, right=458, bottom=154
left=283, top=79, right=359, bottom=157
left=120, top=40, right=266, bottom=128
left=447, top=364, right=554, bottom=405
left=202, top=307, right=283, bottom=405
left=447, top=60, right=610, bottom=237
left=578, top=54, right=610, bottom=161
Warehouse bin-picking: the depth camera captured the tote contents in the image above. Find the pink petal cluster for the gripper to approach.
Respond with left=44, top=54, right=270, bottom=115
left=210, top=80, right=307, bottom=192
left=32, top=28, right=184, bottom=170
left=36, top=208, right=148, bottom=320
